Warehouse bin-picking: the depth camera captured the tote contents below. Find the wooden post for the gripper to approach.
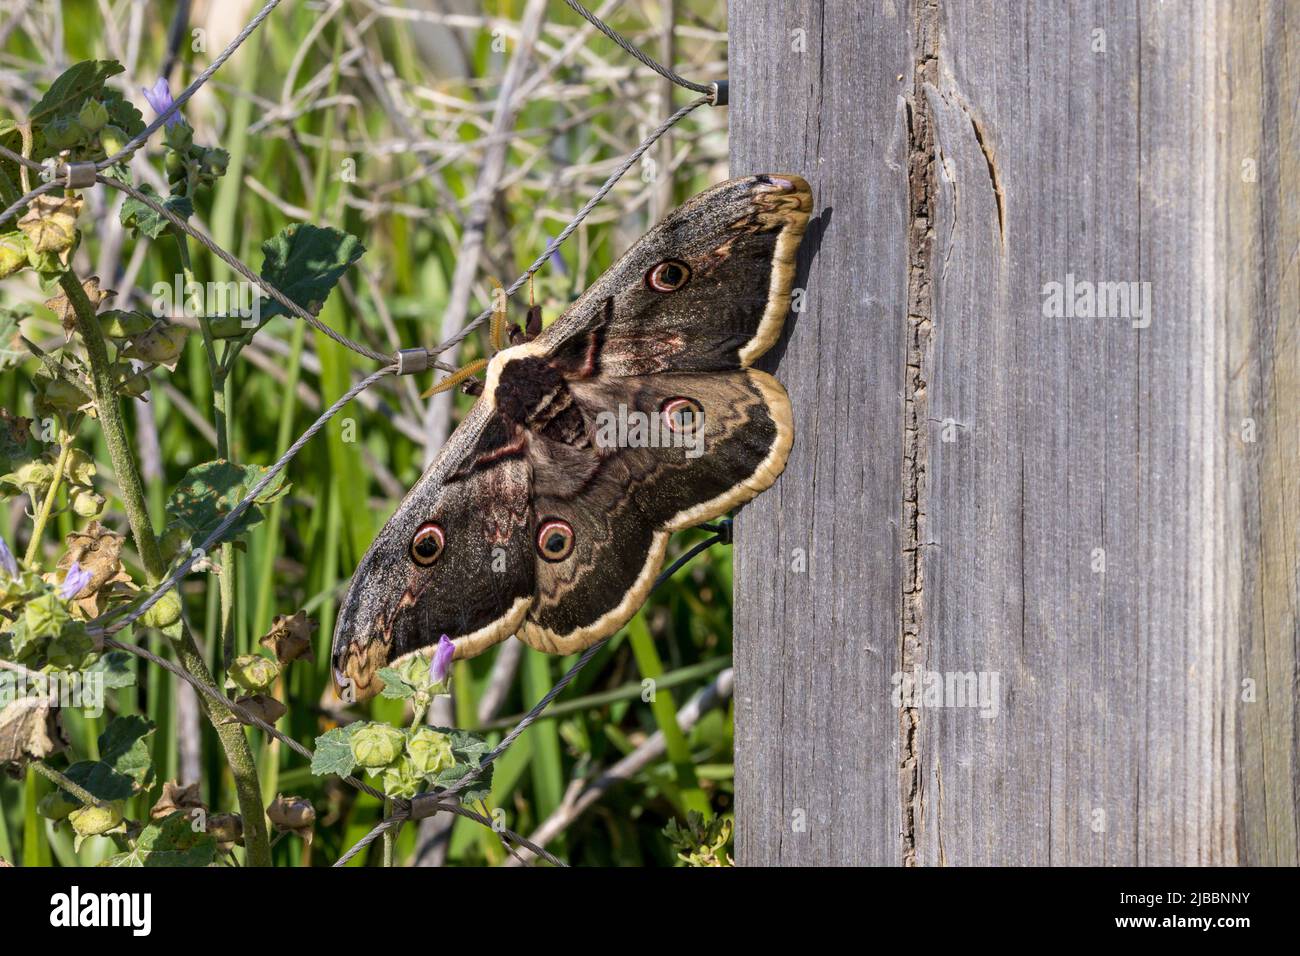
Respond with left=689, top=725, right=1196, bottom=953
left=730, top=0, right=1297, bottom=865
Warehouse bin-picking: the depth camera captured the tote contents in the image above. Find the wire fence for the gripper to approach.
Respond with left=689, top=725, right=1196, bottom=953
left=1, top=0, right=731, bottom=866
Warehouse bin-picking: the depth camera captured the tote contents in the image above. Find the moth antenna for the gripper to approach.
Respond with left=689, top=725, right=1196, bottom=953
left=489, top=303, right=511, bottom=353
left=488, top=276, right=510, bottom=353
left=420, top=358, right=488, bottom=398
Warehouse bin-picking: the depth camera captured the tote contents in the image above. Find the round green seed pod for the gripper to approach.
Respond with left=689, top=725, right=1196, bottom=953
left=140, top=590, right=182, bottom=629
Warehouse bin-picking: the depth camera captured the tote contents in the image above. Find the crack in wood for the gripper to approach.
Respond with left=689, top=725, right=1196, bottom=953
left=900, top=0, right=940, bottom=867
left=961, top=102, right=1005, bottom=243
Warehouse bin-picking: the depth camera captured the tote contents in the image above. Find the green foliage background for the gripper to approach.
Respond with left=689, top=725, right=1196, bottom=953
left=0, top=0, right=734, bottom=866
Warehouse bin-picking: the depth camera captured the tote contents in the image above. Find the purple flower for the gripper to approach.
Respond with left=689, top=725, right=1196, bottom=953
left=545, top=236, right=568, bottom=276
left=142, top=78, right=184, bottom=128
left=0, top=535, right=17, bottom=578
left=429, top=634, right=455, bottom=686
left=59, top=561, right=92, bottom=600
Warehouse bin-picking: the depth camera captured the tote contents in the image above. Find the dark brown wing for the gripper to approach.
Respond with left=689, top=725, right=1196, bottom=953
left=536, top=174, right=811, bottom=376
left=516, top=368, right=792, bottom=653
left=331, top=402, right=535, bottom=701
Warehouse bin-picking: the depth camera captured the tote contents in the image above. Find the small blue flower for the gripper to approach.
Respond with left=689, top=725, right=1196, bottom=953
left=142, top=78, right=184, bottom=128
left=59, top=561, right=92, bottom=600
left=429, top=634, right=455, bottom=686
left=545, top=236, right=568, bottom=276
left=0, top=535, right=17, bottom=578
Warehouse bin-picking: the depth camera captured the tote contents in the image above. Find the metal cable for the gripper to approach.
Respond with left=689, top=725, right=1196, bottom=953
left=0, top=177, right=59, bottom=228
left=561, top=0, right=714, bottom=95
left=95, top=0, right=285, bottom=170
left=0, top=140, right=44, bottom=172
left=100, top=175, right=393, bottom=364
left=424, top=93, right=710, bottom=363
left=87, top=364, right=398, bottom=637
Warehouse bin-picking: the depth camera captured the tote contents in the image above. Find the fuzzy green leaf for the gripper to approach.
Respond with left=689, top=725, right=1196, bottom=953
left=96, top=714, right=155, bottom=789
left=29, top=60, right=125, bottom=128
left=165, top=460, right=289, bottom=542
left=311, top=723, right=362, bottom=778
left=23, top=592, right=68, bottom=640
left=82, top=650, right=136, bottom=690
left=120, top=184, right=193, bottom=239
left=377, top=667, right=415, bottom=700
left=257, top=224, right=365, bottom=322
left=102, top=813, right=217, bottom=867
left=62, top=759, right=136, bottom=802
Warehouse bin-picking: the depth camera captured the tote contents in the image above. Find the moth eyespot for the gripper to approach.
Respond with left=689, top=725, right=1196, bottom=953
left=661, top=396, right=704, bottom=433
left=646, top=259, right=691, bottom=293
left=410, top=522, right=445, bottom=566
left=537, top=518, right=575, bottom=562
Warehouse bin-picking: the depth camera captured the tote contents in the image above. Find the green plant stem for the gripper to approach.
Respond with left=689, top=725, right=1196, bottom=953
left=162, top=618, right=272, bottom=866
left=32, top=760, right=105, bottom=808
left=0, top=110, right=277, bottom=867
left=53, top=265, right=273, bottom=867
left=410, top=694, right=431, bottom=729
left=626, top=613, right=710, bottom=818
left=382, top=797, right=395, bottom=867
left=23, top=767, right=48, bottom=866
left=57, top=272, right=165, bottom=578
left=183, top=253, right=239, bottom=675
left=24, top=438, right=71, bottom=565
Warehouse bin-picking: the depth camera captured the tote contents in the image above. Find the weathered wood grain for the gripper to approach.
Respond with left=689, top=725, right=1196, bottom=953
left=729, top=0, right=913, bottom=866
left=731, top=0, right=1297, bottom=865
left=1219, top=0, right=1299, bottom=867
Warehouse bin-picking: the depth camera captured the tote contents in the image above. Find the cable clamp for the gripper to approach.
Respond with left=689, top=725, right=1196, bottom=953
left=709, top=80, right=729, bottom=107
left=396, top=348, right=431, bottom=375
left=60, top=162, right=97, bottom=189
left=713, top=518, right=733, bottom=545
